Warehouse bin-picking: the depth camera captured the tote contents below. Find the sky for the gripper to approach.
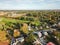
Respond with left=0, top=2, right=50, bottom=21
left=0, top=0, right=60, bottom=10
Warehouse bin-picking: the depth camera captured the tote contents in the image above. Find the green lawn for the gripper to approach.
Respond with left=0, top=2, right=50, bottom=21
left=0, top=17, right=41, bottom=26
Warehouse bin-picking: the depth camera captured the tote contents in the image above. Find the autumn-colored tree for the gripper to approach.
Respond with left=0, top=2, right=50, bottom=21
left=13, top=29, right=20, bottom=37
left=21, top=23, right=29, bottom=34
left=0, top=30, right=7, bottom=41
left=0, top=30, right=10, bottom=44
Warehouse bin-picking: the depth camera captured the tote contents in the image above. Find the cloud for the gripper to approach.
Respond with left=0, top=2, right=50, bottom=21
left=52, top=0, right=60, bottom=1
left=46, top=0, right=60, bottom=3
left=0, top=0, right=60, bottom=10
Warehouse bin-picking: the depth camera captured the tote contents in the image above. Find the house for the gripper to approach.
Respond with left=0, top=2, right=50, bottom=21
left=35, top=26, right=38, bottom=30
left=47, top=42, right=55, bottom=45
left=57, top=22, right=60, bottom=27
left=40, top=26, right=43, bottom=30
left=16, top=37, right=24, bottom=43
left=52, top=24, right=57, bottom=27
left=33, top=39, right=41, bottom=45
left=43, top=32, right=48, bottom=36
left=11, top=37, right=24, bottom=45
left=38, top=32, right=42, bottom=38
left=46, top=25, right=49, bottom=29
left=28, top=26, right=32, bottom=31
